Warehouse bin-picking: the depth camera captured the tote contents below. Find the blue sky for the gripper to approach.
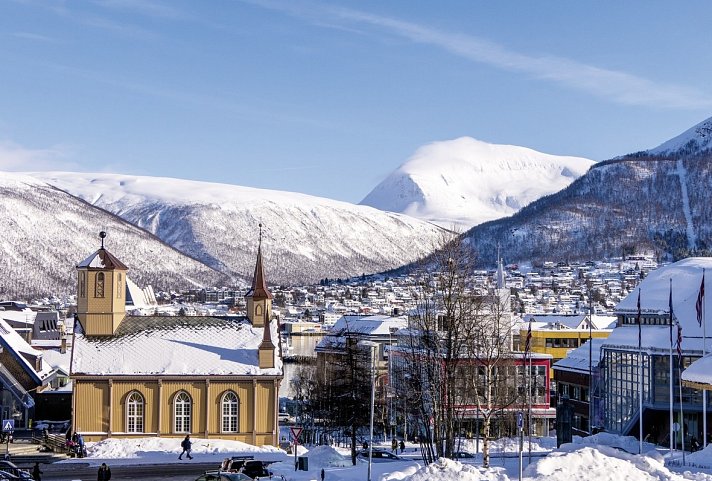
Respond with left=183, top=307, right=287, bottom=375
left=1, top=0, right=711, bottom=203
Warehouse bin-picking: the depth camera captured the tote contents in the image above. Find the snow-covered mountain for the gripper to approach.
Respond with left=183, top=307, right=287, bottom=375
left=648, top=115, right=712, bottom=156
left=360, top=137, right=595, bottom=230
left=0, top=172, right=229, bottom=299
left=30, top=172, right=446, bottom=285
left=457, top=118, right=712, bottom=267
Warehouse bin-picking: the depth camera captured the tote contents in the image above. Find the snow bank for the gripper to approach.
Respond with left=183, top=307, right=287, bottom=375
left=396, top=457, right=509, bottom=481
left=65, top=436, right=287, bottom=466
left=686, top=444, right=712, bottom=468
left=301, top=445, right=352, bottom=468
left=570, top=432, right=657, bottom=454
left=526, top=445, right=693, bottom=481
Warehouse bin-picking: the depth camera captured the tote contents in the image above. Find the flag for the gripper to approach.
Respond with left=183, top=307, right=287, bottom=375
left=525, top=320, right=532, bottom=355
left=669, top=282, right=674, bottom=345
left=677, top=322, right=683, bottom=367
left=637, top=289, right=642, bottom=349
left=697, top=274, right=705, bottom=327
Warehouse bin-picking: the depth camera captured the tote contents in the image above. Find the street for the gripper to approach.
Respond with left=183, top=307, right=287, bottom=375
left=38, top=461, right=218, bottom=481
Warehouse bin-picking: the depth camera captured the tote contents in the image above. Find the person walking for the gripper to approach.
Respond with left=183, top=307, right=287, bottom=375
left=97, top=462, right=111, bottom=481
left=31, top=462, right=42, bottom=481
left=321, top=467, right=325, bottom=481
left=179, top=434, right=193, bottom=460
left=399, top=440, right=405, bottom=454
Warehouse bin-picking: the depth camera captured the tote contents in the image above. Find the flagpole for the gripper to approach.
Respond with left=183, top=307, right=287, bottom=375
left=678, top=321, right=686, bottom=466
left=637, top=288, right=643, bottom=455
left=703, top=269, right=707, bottom=448
left=669, top=279, right=674, bottom=461
left=589, top=305, right=593, bottom=435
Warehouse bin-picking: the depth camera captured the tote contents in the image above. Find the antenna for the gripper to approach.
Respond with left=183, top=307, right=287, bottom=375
left=99, top=230, right=107, bottom=249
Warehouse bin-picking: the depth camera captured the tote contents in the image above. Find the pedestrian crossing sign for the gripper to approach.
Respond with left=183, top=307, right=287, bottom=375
left=1, top=420, right=13, bottom=432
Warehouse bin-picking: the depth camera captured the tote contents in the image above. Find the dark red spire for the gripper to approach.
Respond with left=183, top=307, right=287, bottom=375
left=248, top=224, right=272, bottom=300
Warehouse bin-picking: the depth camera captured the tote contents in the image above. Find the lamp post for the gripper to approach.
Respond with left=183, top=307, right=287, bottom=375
left=360, top=340, right=378, bottom=481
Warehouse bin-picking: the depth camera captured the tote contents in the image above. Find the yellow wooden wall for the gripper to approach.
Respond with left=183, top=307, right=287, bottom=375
left=74, top=378, right=278, bottom=444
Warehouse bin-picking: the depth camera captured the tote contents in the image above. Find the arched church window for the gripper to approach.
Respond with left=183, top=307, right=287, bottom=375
left=174, top=391, right=192, bottom=433
left=126, top=391, right=144, bottom=433
left=221, top=391, right=239, bottom=432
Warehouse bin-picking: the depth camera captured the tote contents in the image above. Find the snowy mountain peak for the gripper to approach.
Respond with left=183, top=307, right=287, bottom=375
left=648, top=115, right=712, bottom=156
left=360, top=137, right=595, bottom=230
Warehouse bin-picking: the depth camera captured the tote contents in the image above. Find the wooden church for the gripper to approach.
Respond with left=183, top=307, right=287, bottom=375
left=70, top=231, right=282, bottom=444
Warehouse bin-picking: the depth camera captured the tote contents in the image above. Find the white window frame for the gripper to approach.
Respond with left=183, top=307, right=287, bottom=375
left=174, top=391, right=192, bottom=433
left=221, top=391, right=239, bottom=433
left=126, top=391, right=144, bottom=433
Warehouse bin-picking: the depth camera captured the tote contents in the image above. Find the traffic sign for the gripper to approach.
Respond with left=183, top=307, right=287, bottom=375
left=1, top=420, right=14, bottom=433
left=290, top=426, right=303, bottom=442
left=517, top=412, right=523, bottom=429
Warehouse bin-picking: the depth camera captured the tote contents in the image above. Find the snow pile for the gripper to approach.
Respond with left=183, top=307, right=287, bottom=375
left=83, top=436, right=285, bottom=461
left=397, top=457, right=509, bottom=481
left=302, top=445, right=353, bottom=467
left=685, top=444, right=712, bottom=468
left=570, top=432, right=657, bottom=454
left=526, top=445, right=692, bottom=481
left=454, top=436, right=554, bottom=454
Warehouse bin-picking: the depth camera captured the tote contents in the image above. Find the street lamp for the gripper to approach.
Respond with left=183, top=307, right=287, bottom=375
left=359, top=340, right=378, bottom=481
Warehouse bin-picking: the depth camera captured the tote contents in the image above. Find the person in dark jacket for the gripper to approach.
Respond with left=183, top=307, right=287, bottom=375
left=32, top=462, right=42, bottom=481
left=97, top=463, right=111, bottom=481
left=179, top=434, right=193, bottom=460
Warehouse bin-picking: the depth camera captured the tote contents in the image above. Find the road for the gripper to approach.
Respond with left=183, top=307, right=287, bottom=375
left=40, top=461, right=218, bottom=481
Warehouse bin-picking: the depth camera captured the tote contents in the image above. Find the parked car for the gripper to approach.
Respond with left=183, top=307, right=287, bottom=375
left=0, top=470, right=22, bottom=480
left=278, top=412, right=290, bottom=423
left=358, top=448, right=401, bottom=461
left=194, top=472, right=253, bottom=481
left=0, top=462, right=31, bottom=480
left=452, top=451, right=477, bottom=459
left=218, top=457, right=273, bottom=479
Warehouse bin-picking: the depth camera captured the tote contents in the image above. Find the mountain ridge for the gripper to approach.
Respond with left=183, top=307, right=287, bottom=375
left=28, top=171, right=448, bottom=286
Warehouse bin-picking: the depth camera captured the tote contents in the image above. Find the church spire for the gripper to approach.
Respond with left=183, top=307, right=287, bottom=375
left=249, top=223, right=273, bottom=301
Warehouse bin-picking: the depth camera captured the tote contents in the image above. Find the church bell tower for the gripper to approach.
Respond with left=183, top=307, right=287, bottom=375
left=76, top=231, right=128, bottom=336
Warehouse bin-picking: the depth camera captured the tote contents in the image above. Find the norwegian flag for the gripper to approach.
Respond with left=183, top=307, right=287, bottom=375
left=677, top=321, right=683, bottom=367
left=525, top=320, right=532, bottom=355
left=696, top=274, right=705, bottom=327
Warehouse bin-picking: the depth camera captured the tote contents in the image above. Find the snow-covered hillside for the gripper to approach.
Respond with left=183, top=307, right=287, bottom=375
left=31, top=172, right=447, bottom=285
left=0, top=172, right=229, bottom=299
left=360, top=137, right=595, bottom=230
left=648, top=115, right=712, bottom=156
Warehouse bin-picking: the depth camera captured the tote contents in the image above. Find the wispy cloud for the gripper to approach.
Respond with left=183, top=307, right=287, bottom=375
left=249, top=0, right=712, bottom=110
left=10, top=32, right=57, bottom=42
left=0, top=140, right=78, bottom=171
left=92, top=0, right=185, bottom=20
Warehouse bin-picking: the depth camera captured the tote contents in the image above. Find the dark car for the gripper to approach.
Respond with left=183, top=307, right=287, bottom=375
left=195, top=472, right=253, bottom=481
left=358, top=449, right=401, bottom=461
left=218, top=457, right=272, bottom=479
left=0, top=470, right=22, bottom=481
left=0, top=462, right=31, bottom=480
left=452, top=451, right=477, bottom=458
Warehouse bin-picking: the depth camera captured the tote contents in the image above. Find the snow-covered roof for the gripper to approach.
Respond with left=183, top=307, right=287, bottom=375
left=71, top=316, right=282, bottom=376
left=553, top=338, right=606, bottom=374
left=0, top=318, right=52, bottom=382
left=615, top=257, right=711, bottom=337
left=77, top=247, right=128, bottom=270
left=327, top=314, right=408, bottom=336
left=523, top=314, right=587, bottom=329
left=682, top=354, right=712, bottom=388
left=602, top=324, right=706, bottom=353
